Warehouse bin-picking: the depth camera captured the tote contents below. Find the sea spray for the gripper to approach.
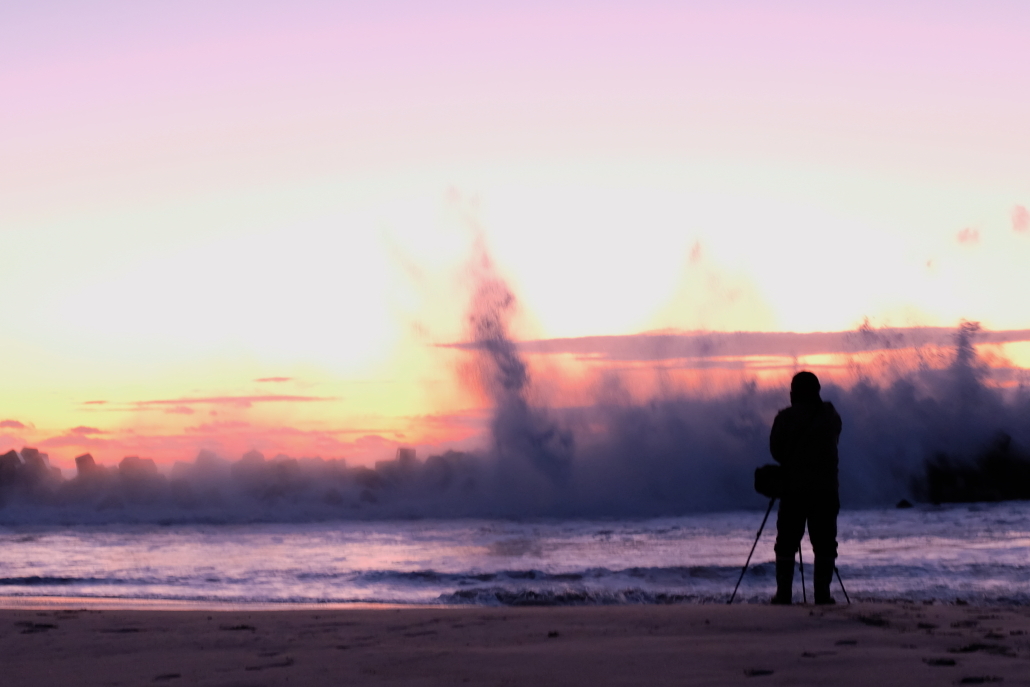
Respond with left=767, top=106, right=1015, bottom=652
left=1, top=280, right=1029, bottom=521
left=467, top=269, right=574, bottom=514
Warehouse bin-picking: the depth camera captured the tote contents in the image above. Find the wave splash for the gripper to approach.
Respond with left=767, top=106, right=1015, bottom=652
left=2, top=269, right=1030, bottom=521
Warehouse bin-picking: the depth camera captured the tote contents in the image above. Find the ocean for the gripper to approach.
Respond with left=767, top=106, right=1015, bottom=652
left=1, top=501, right=1028, bottom=607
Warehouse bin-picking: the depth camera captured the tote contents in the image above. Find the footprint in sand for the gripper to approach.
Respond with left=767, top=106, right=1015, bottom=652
left=245, top=657, right=295, bottom=671
left=922, top=658, right=956, bottom=666
left=948, top=643, right=1015, bottom=657
left=743, top=668, right=774, bottom=677
left=16, top=622, right=57, bottom=634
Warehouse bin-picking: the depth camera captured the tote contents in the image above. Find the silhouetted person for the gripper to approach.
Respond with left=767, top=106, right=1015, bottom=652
left=769, top=371, right=841, bottom=605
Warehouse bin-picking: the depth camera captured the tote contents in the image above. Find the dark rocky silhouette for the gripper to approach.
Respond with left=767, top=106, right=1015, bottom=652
left=918, top=433, right=1030, bottom=504
left=0, top=447, right=63, bottom=505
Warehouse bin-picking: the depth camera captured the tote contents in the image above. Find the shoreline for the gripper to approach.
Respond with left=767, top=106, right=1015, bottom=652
left=0, top=595, right=430, bottom=611
left=2, top=594, right=1028, bottom=611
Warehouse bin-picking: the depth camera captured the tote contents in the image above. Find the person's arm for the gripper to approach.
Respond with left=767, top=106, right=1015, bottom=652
left=826, top=402, right=842, bottom=444
left=769, top=411, right=788, bottom=465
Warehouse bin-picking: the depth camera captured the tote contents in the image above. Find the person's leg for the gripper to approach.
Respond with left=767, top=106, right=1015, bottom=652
left=808, top=498, right=839, bottom=604
left=772, top=500, right=806, bottom=604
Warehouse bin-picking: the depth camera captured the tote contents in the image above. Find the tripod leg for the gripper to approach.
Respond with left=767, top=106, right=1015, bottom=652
left=834, top=566, right=851, bottom=604
left=728, top=498, right=776, bottom=604
left=798, top=545, right=806, bottom=604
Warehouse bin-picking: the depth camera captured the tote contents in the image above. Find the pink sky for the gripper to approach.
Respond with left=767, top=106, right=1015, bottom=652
left=2, top=1, right=1029, bottom=470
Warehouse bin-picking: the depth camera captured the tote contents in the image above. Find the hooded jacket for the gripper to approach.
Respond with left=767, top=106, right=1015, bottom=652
left=769, top=400, right=841, bottom=500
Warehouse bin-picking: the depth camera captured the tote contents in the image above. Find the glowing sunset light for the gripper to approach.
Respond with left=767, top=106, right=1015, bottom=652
left=2, top=0, right=1028, bottom=473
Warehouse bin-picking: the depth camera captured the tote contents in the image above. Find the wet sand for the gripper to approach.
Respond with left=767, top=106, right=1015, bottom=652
left=2, top=602, right=1029, bottom=686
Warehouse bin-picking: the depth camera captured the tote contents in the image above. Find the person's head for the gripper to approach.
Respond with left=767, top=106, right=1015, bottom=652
left=790, top=371, right=821, bottom=406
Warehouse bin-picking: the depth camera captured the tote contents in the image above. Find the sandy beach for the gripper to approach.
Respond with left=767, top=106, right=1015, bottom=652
left=3, top=602, right=1029, bottom=686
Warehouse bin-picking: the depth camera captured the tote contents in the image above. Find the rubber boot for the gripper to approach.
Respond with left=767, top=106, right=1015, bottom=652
left=814, top=556, right=836, bottom=605
left=770, top=555, right=795, bottom=605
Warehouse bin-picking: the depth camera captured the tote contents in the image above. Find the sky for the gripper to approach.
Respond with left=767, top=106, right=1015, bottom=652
left=2, top=0, right=1029, bottom=470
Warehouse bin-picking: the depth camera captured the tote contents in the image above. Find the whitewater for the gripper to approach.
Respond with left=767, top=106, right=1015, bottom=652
left=2, top=268, right=1029, bottom=607
left=1, top=502, right=1028, bottom=607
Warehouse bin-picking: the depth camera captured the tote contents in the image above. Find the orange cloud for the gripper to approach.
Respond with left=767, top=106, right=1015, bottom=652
left=444, top=327, right=1030, bottom=364
left=70, top=426, right=105, bottom=435
left=29, top=407, right=489, bottom=472
left=39, top=433, right=111, bottom=449
left=185, top=421, right=251, bottom=433
left=135, top=394, right=335, bottom=409
left=0, top=420, right=26, bottom=429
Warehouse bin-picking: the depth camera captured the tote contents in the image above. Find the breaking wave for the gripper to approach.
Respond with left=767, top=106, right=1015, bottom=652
left=1, top=268, right=1029, bottom=522
left=1, top=503, right=1029, bottom=605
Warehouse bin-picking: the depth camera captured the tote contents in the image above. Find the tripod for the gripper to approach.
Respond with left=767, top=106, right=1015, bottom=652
left=797, top=548, right=851, bottom=604
left=728, top=498, right=775, bottom=604
left=728, top=498, right=851, bottom=604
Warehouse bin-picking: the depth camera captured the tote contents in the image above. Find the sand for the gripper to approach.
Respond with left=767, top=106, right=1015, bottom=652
left=2, top=602, right=1029, bottom=686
